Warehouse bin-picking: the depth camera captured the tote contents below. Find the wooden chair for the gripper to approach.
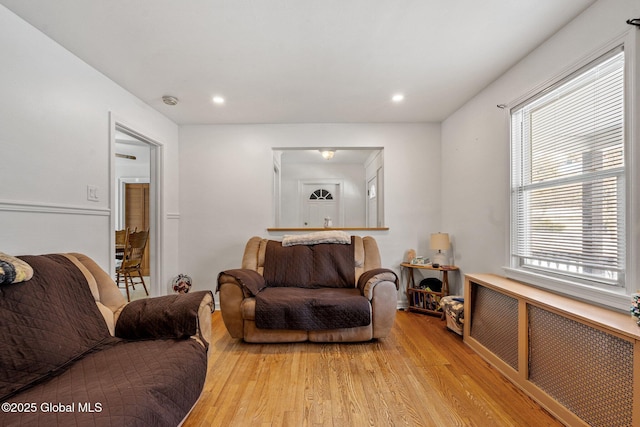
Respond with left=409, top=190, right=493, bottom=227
left=115, top=228, right=129, bottom=261
left=116, top=229, right=149, bottom=301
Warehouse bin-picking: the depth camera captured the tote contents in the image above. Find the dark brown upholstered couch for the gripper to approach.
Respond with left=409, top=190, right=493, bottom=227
left=0, top=253, right=213, bottom=426
left=217, top=235, right=398, bottom=343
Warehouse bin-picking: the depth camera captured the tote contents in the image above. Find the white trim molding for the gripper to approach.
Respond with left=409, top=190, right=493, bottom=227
left=0, top=199, right=110, bottom=216
left=503, top=267, right=630, bottom=312
left=109, top=112, right=165, bottom=298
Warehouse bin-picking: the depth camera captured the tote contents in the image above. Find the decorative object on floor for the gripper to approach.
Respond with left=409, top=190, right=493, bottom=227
left=630, top=292, right=640, bottom=325
left=173, top=273, right=193, bottom=294
left=430, top=232, right=450, bottom=265
left=440, top=295, right=464, bottom=335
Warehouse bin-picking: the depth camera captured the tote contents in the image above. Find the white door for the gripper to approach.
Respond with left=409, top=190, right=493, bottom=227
left=302, top=183, right=340, bottom=227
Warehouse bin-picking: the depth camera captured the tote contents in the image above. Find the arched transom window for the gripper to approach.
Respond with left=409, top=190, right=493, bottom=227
left=309, top=189, right=333, bottom=200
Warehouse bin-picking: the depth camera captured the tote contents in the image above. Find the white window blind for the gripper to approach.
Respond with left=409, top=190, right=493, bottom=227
left=511, top=47, right=625, bottom=287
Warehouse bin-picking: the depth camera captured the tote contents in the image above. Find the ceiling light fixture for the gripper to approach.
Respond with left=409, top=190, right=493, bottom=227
left=212, top=96, right=225, bottom=105
left=321, top=150, right=335, bottom=160
left=391, top=93, right=405, bottom=103
left=162, top=95, right=179, bottom=106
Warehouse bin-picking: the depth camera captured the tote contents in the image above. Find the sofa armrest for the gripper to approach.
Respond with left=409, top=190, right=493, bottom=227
left=357, top=268, right=399, bottom=300
left=217, top=269, right=265, bottom=339
left=358, top=268, right=399, bottom=339
left=115, top=290, right=214, bottom=348
left=218, top=269, right=266, bottom=297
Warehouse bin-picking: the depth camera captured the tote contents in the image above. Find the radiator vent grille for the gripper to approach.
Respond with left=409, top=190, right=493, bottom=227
left=528, top=306, right=633, bottom=427
left=470, top=285, right=519, bottom=370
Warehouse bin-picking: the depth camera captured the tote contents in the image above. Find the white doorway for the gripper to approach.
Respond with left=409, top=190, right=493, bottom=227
left=110, top=116, right=163, bottom=299
left=300, top=182, right=342, bottom=227
left=366, top=166, right=384, bottom=227
left=273, top=163, right=281, bottom=227
left=367, top=175, right=377, bottom=227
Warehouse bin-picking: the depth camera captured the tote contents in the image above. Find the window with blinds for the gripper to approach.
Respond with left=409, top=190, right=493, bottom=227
left=510, top=46, right=625, bottom=287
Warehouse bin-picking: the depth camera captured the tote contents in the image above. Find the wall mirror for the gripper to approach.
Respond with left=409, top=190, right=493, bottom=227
left=272, top=147, right=385, bottom=229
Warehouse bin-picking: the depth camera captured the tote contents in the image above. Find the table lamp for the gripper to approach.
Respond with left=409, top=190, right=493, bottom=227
left=430, top=232, right=450, bottom=266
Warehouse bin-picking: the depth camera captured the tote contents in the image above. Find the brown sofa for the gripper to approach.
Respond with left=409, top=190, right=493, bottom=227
left=217, top=235, right=398, bottom=343
left=0, top=252, right=214, bottom=427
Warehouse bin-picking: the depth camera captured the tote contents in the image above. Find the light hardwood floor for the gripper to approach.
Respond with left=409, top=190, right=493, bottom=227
left=183, top=311, right=563, bottom=427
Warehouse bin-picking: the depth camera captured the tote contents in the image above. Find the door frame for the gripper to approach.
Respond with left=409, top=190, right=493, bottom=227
left=273, top=161, right=281, bottom=227
left=367, top=174, right=378, bottom=227
left=109, top=113, right=164, bottom=297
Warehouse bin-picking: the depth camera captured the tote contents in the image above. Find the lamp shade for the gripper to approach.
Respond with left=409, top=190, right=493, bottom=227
left=430, top=233, right=450, bottom=251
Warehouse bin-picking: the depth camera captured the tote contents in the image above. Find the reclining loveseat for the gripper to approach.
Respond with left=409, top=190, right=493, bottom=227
left=217, top=232, right=398, bottom=343
left=0, top=252, right=213, bottom=426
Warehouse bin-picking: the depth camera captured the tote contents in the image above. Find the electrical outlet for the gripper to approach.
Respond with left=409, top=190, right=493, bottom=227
left=87, top=185, right=99, bottom=202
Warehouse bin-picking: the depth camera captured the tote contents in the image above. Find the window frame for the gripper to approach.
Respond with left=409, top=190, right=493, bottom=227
left=504, top=31, right=638, bottom=311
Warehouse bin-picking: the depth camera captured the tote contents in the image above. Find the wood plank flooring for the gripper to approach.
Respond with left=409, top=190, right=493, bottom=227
left=183, top=311, right=562, bottom=427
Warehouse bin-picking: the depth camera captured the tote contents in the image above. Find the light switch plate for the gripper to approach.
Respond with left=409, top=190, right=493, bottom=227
left=87, top=185, right=99, bottom=202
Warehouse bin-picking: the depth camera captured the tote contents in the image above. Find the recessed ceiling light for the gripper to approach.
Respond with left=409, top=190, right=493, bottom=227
left=212, top=96, right=225, bottom=105
left=392, top=94, right=404, bottom=103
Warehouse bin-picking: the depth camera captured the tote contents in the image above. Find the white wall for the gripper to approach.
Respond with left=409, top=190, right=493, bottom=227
left=0, top=5, right=180, bottom=292
left=441, top=0, right=640, bottom=297
left=179, top=123, right=441, bottom=306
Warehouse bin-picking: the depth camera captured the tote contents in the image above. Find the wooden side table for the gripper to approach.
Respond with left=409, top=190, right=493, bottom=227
left=400, top=263, right=459, bottom=317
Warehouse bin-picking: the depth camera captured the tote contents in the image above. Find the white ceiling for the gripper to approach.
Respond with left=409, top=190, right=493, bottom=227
left=1, top=0, right=596, bottom=125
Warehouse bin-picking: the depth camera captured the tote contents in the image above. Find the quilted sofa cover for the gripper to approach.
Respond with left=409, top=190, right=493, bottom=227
left=0, top=253, right=213, bottom=427
left=217, top=235, right=398, bottom=343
